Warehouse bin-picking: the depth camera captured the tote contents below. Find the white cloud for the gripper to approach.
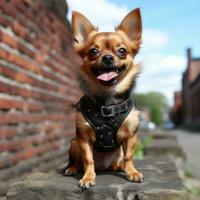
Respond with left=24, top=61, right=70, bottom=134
left=67, top=0, right=169, bottom=50
left=67, top=0, right=128, bottom=31
left=142, top=29, right=169, bottom=49
left=142, top=53, right=186, bottom=75
left=136, top=53, right=186, bottom=104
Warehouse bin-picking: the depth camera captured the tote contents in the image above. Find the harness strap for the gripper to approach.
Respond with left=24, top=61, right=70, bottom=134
left=100, top=98, right=132, bottom=117
left=79, top=95, right=134, bottom=152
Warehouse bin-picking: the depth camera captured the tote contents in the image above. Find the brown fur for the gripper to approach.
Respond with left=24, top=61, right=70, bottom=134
left=65, top=8, right=143, bottom=189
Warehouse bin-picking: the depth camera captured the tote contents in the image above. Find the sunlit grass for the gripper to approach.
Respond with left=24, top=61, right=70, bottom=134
left=135, top=134, right=153, bottom=159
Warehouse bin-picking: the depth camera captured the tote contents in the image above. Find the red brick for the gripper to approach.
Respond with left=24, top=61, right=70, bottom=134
left=0, top=48, right=77, bottom=87
left=0, top=2, right=16, bottom=18
left=0, top=133, right=61, bottom=153
left=0, top=98, right=62, bottom=112
left=0, top=65, right=64, bottom=93
left=12, top=0, right=27, bottom=13
left=0, top=81, right=77, bottom=103
left=0, top=0, right=79, bottom=183
left=0, top=13, right=12, bottom=27
left=0, top=98, right=24, bottom=110
left=0, top=127, right=17, bottom=139
left=11, top=21, right=28, bottom=38
left=0, top=30, right=35, bottom=57
left=0, top=112, right=74, bottom=125
left=0, top=30, right=18, bottom=48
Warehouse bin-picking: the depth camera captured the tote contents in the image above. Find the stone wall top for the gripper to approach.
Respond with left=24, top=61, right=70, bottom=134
left=7, top=159, right=189, bottom=200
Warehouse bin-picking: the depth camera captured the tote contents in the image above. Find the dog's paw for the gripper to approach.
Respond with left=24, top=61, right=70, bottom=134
left=126, top=171, right=144, bottom=183
left=78, top=178, right=96, bottom=189
left=64, top=166, right=78, bottom=176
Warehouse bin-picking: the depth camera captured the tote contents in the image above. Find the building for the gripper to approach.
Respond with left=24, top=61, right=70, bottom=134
left=182, top=49, right=200, bottom=125
left=171, top=91, right=183, bottom=126
left=182, top=48, right=200, bottom=125
left=171, top=48, right=200, bottom=126
left=0, top=0, right=81, bottom=197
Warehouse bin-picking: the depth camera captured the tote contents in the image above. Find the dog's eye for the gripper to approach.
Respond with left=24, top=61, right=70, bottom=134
left=118, top=48, right=127, bottom=58
left=88, top=48, right=99, bottom=59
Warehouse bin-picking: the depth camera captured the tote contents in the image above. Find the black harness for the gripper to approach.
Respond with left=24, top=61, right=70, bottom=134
left=79, top=95, right=134, bottom=152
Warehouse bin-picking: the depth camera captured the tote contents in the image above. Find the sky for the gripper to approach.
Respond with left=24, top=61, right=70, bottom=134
left=67, top=0, right=200, bottom=105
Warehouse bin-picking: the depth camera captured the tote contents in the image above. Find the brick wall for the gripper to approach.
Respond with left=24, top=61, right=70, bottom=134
left=0, top=0, right=81, bottom=196
left=181, top=49, right=200, bottom=126
left=171, top=91, right=183, bottom=126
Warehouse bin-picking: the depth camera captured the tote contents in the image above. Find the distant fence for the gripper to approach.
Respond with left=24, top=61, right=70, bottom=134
left=0, top=0, right=80, bottom=196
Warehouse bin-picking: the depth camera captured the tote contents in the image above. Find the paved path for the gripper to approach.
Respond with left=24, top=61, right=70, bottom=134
left=172, top=129, right=200, bottom=179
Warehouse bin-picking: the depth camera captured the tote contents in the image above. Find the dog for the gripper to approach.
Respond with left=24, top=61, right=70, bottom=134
left=65, top=8, right=143, bottom=189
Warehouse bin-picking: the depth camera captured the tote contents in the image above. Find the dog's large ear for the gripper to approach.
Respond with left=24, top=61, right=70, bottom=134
left=72, top=11, right=97, bottom=52
left=116, top=8, right=142, bottom=42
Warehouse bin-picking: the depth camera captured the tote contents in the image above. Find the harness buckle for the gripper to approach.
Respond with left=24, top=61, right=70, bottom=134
left=101, top=105, right=115, bottom=117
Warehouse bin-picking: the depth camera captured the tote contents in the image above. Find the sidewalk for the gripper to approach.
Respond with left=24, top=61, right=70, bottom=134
left=172, top=129, right=200, bottom=179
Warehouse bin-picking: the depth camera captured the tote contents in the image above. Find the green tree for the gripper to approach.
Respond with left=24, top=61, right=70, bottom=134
left=133, top=92, right=169, bottom=125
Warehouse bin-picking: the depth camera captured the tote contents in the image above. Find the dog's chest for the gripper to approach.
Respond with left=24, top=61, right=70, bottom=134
left=93, top=149, right=121, bottom=170
left=79, top=95, right=133, bottom=152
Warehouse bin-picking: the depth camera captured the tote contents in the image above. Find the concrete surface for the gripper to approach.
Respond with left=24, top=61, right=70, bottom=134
left=173, top=129, right=200, bottom=179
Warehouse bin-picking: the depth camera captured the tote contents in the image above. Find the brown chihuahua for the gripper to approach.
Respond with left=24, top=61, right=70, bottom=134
left=65, top=8, right=143, bottom=189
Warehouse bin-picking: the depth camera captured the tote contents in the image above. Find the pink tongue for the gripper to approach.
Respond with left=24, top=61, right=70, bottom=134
left=97, top=72, right=118, bottom=81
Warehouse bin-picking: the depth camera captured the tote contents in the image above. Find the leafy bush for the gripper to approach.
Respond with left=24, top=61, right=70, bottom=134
left=133, top=92, right=169, bottom=125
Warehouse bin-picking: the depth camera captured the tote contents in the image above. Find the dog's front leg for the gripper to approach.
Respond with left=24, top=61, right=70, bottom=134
left=122, top=134, right=144, bottom=182
left=78, top=137, right=96, bottom=189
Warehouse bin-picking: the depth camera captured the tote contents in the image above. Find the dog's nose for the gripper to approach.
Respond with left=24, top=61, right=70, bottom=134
left=102, top=55, right=114, bottom=66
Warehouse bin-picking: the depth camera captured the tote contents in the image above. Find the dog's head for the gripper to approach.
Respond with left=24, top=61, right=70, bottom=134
left=72, top=8, right=142, bottom=94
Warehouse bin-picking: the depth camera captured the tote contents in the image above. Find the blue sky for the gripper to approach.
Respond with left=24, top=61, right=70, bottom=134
left=67, top=0, right=200, bottom=105
left=110, top=0, right=200, bottom=56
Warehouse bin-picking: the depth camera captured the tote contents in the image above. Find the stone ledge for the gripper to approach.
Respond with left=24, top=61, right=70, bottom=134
left=144, top=139, right=185, bottom=159
left=7, top=159, right=189, bottom=200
